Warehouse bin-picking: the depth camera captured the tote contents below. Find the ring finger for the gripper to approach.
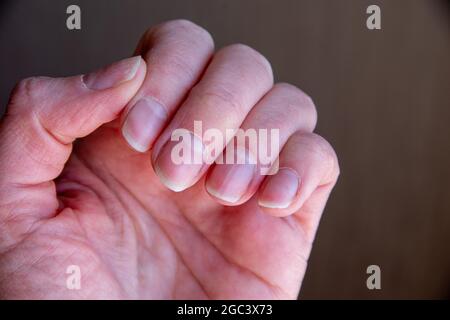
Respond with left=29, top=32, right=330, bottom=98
left=205, top=83, right=317, bottom=205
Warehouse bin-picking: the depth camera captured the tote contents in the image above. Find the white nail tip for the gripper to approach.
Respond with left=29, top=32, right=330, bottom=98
left=121, top=125, right=149, bottom=153
left=125, top=56, right=142, bottom=81
left=154, top=163, right=190, bottom=192
left=257, top=199, right=291, bottom=209
left=206, top=185, right=240, bottom=203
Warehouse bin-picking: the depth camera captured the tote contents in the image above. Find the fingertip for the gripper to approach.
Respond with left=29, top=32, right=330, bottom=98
left=153, top=162, right=190, bottom=192
left=121, top=97, right=168, bottom=153
left=133, top=56, right=147, bottom=85
left=205, top=183, right=243, bottom=206
left=258, top=168, right=299, bottom=210
left=151, top=134, right=205, bottom=193
left=119, top=56, right=147, bottom=96
left=82, top=56, right=146, bottom=91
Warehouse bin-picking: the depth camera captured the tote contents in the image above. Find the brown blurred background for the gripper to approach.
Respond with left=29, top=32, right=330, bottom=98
left=0, top=0, right=449, bottom=299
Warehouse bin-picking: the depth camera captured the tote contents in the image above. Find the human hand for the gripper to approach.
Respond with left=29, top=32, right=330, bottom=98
left=0, top=20, right=339, bottom=299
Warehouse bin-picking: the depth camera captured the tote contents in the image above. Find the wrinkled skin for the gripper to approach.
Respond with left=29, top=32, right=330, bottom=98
left=0, top=20, right=339, bottom=299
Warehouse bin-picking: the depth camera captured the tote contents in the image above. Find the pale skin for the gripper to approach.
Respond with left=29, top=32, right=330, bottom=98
left=0, top=20, right=339, bottom=299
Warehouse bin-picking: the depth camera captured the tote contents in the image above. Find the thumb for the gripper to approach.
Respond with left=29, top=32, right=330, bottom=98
left=0, top=56, right=146, bottom=225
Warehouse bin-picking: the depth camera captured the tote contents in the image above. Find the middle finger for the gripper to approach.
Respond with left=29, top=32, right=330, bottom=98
left=152, top=44, right=273, bottom=192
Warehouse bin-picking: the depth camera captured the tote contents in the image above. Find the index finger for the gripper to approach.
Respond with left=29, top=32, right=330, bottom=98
left=121, top=20, right=214, bottom=152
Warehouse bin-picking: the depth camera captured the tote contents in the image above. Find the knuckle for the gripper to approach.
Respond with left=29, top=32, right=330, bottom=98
left=171, top=19, right=213, bottom=41
left=139, top=21, right=214, bottom=80
left=292, top=132, right=339, bottom=183
left=205, top=86, right=242, bottom=112
left=144, top=19, right=213, bottom=50
left=8, top=77, right=49, bottom=110
left=193, top=83, right=243, bottom=121
left=13, top=77, right=39, bottom=98
left=156, top=51, right=197, bottom=80
left=309, top=133, right=340, bottom=182
left=274, top=83, right=318, bottom=130
left=161, top=19, right=206, bottom=34
left=222, top=43, right=273, bottom=81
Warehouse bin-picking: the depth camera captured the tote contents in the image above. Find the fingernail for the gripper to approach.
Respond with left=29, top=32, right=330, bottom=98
left=258, top=168, right=299, bottom=209
left=83, top=56, right=141, bottom=90
left=153, top=132, right=204, bottom=192
left=122, top=98, right=168, bottom=152
left=206, top=148, right=256, bottom=203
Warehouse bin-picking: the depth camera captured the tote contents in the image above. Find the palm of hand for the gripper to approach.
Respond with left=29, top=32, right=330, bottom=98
left=1, top=123, right=310, bottom=299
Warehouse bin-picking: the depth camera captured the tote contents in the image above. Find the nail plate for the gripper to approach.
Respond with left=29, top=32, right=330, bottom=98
left=153, top=132, right=204, bottom=192
left=258, top=168, right=299, bottom=209
left=83, top=56, right=141, bottom=90
left=206, top=148, right=256, bottom=203
left=122, top=98, right=168, bottom=152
